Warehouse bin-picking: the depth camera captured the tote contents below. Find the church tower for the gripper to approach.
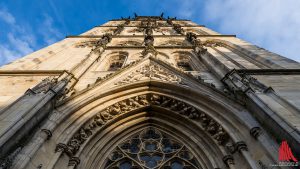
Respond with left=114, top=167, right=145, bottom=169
left=0, top=15, right=300, bottom=169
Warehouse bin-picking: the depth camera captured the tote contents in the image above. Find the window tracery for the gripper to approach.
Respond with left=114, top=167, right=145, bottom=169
left=108, top=53, right=127, bottom=71
left=175, top=55, right=193, bottom=71
left=104, top=127, right=200, bottom=169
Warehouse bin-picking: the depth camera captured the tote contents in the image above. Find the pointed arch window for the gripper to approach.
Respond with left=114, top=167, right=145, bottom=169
left=108, top=52, right=127, bottom=71
left=176, top=55, right=193, bottom=71
left=104, top=127, right=200, bottom=169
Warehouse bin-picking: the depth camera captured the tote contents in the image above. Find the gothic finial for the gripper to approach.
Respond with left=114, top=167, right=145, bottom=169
left=121, top=17, right=123, bottom=19
left=160, top=12, right=164, bottom=18
left=134, top=13, right=138, bottom=18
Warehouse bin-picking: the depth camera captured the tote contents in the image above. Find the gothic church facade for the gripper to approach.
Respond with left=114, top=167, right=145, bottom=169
left=0, top=15, right=300, bottom=169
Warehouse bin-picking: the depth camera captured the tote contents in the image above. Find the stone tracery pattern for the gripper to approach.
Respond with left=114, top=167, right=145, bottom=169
left=104, top=127, right=200, bottom=169
left=56, top=94, right=230, bottom=160
left=115, top=64, right=182, bottom=85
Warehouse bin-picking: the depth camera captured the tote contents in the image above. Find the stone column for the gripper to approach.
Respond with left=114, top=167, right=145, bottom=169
left=223, top=155, right=236, bottom=169
left=0, top=71, right=75, bottom=168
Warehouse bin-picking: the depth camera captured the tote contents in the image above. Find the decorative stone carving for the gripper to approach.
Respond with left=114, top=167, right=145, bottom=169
left=250, top=127, right=262, bottom=139
left=142, top=34, right=157, bottom=56
left=203, top=40, right=224, bottom=47
left=62, top=128, right=92, bottom=157
left=145, top=27, right=153, bottom=35
left=57, top=94, right=231, bottom=158
left=222, top=154, right=235, bottom=166
left=226, top=141, right=248, bottom=154
left=186, top=32, right=198, bottom=45
left=114, top=63, right=182, bottom=85
left=75, top=33, right=112, bottom=49
left=186, top=32, right=207, bottom=55
left=116, top=41, right=142, bottom=47
left=222, top=70, right=269, bottom=103
left=144, top=35, right=154, bottom=46
left=31, top=77, right=58, bottom=94
left=240, top=73, right=268, bottom=92
left=55, top=143, right=68, bottom=153
left=68, top=157, right=80, bottom=167
left=41, top=129, right=52, bottom=140
left=173, top=24, right=184, bottom=34
left=113, top=20, right=130, bottom=35
left=222, top=70, right=252, bottom=102
left=235, top=141, right=248, bottom=152
left=166, top=18, right=174, bottom=26
left=141, top=45, right=158, bottom=56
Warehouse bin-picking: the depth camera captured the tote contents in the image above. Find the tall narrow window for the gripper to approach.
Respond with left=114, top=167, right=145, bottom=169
left=104, top=127, right=200, bottom=169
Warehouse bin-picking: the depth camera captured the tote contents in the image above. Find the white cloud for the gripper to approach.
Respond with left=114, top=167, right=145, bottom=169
left=0, top=45, right=20, bottom=64
left=39, top=14, right=63, bottom=45
left=202, top=0, right=300, bottom=62
left=7, top=33, right=34, bottom=54
left=0, top=8, right=63, bottom=66
left=0, top=8, right=15, bottom=24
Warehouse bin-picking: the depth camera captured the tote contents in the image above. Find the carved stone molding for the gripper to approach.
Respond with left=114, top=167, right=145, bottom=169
left=55, top=143, right=66, bottom=151
left=75, top=33, right=112, bottom=49
left=74, top=39, right=99, bottom=48
left=144, top=35, right=154, bottom=46
left=142, top=34, right=157, bottom=56
left=141, top=45, right=158, bottom=56
left=235, top=141, right=248, bottom=152
left=222, top=154, right=235, bottom=166
left=222, top=70, right=269, bottom=103
left=55, top=94, right=231, bottom=158
left=226, top=141, right=248, bottom=154
left=221, top=70, right=253, bottom=103
left=250, top=127, right=262, bottom=139
left=41, top=129, right=52, bottom=140
left=68, top=157, right=80, bottom=168
left=31, top=77, right=58, bottom=94
left=203, top=40, right=224, bottom=47
left=186, top=32, right=207, bottom=55
left=173, top=24, right=184, bottom=34
left=114, top=63, right=182, bottom=85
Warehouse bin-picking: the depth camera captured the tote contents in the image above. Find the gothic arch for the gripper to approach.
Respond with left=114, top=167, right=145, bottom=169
left=98, top=51, right=128, bottom=71
left=54, top=93, right=235, bottom=169
left=171, top=51, right=206, bottom=71
left=78, top=110, right=229, bottom=169
left=40, top=80, right=278, bottom=169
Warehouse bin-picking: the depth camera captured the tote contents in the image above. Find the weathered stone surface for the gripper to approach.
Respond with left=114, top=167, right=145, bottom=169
left=0, top=16, right=299, bottom=169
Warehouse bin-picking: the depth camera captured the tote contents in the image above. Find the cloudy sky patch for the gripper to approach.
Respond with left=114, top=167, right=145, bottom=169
left=0, top=0, right=299, bottom=66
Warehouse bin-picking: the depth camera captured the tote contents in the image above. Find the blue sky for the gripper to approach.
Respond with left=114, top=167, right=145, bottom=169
left=0, top=0, right=300, bottom=66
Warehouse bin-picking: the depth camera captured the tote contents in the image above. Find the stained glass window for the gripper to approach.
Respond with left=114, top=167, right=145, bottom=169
left=104, top=127, right=200, bottom=169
